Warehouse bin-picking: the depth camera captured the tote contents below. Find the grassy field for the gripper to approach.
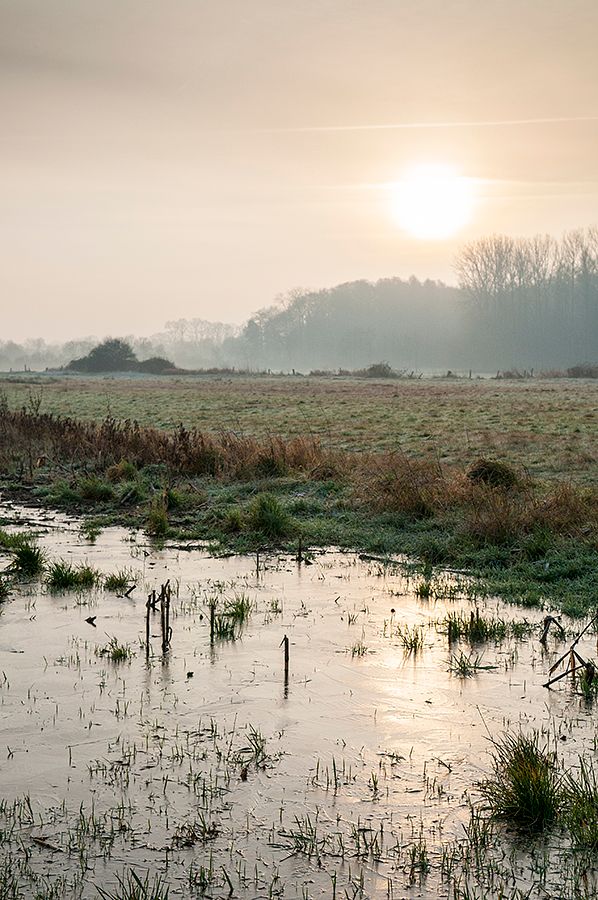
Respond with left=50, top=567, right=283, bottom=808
left=1, top=373, right=597, bottom=483
left=1, top=373, right=597, bottom=616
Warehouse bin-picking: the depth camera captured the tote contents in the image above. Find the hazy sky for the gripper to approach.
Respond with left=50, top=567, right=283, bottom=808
left=2, top=0, right=597, bottom=340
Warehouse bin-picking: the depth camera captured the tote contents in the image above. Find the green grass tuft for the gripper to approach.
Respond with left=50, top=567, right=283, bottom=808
left=146, top=501, right=169, bottom=537
left=97, top=636, right=133, bottom=662
left=11, top=541, right=46, bottom=577
left=77, top=476, right=115, bottom=503
left=46, top=560, right=100, bottom=591
left=479, top=731, right=562, bottom=832
left=103, top=569, right=133, bottom=592
left=245, top=492, right=294, bottom=540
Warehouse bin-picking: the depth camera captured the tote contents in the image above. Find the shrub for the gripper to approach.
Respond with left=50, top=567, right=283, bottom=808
left=136, top=356, right=176, bottom=375
left=66, top=338, right=137, bottom=373
left=355, top=361, right=396, bottom=378
left=567, top=364, right=598, bottom=379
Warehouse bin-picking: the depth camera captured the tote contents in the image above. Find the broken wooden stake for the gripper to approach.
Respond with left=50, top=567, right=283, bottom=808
left=543, top=610, right=598, bottom=689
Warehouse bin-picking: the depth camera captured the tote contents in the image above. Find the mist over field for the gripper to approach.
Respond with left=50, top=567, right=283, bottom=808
left=2, top=228, right=597, bottom=375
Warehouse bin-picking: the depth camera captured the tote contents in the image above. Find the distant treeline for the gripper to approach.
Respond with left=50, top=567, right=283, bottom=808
left=1, top=228, right=597, bottom=374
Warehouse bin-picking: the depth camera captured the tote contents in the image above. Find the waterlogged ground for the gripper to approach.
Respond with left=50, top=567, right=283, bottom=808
left=0, top=504, right=597, bottom=899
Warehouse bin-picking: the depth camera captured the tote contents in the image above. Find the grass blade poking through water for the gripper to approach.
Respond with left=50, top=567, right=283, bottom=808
left=96, top=869, right=169, bottom=900
left=563, top=758, right=598, bottom=849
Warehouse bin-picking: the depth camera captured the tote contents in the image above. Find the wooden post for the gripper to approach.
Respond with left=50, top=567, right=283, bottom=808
left=145, top=595, right=151, bottom=660
left=281, top=635, right=289, bottom=686
left=160, top=585, right=167, bottom=655
left=209, top=600, right=216, bottom=644
left=165, top=582, right=171, bottom=651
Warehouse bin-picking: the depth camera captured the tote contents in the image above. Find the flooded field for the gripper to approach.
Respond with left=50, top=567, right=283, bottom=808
left=0, top=503, right=597, bottom=899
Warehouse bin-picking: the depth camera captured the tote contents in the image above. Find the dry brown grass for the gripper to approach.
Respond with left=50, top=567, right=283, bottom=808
left=0, top=408, right=329, bottom=482
left=361, top=453, right=447, bottom=518
left=525, top=483, right=598, bottom=538
left=2, top=374, right=597, bottom=485
left=1, top=406, right=596, bottom=547
left=461, top=485, right=528, bottom=545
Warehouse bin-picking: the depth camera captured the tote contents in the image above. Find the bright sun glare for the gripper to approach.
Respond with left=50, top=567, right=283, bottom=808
left=391, top=164, right=475, bottom=240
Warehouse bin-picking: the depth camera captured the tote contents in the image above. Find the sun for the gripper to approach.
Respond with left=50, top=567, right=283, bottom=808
left=391, top=164, right=475, bottom=240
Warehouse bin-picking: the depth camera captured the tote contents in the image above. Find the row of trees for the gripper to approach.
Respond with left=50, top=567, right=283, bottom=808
left=456, top=228, right=598, bottom=366
left=1, top=228, right=596, bottom=374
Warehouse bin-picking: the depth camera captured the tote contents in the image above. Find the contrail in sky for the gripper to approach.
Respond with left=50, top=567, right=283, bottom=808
left=260, top=116, right=598, bottom=133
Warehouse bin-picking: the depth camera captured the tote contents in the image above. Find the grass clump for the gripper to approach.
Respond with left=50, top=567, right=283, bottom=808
left=97, top=636, right=133, bottom=662
left=146, top=500, right=169, bottom=538
left=213, top=613, right=237, bottom=640
left=223, top=592, right=253, bottom=623
left=396, top=623, right=425, bottom=653
left=448, top=650, right=492, bottom=677
left=104, top=569, right=133, bottom=592
left=467, top=457, right=520, bottom=489
left=443, top=609, right=533, bottom=644
left=80, top=520, right=102, bottom=543
left=245, top=493, right=294, bottom=540
left=221, top=506, right=244, bottom=533
left=77, top=476, right=115, bottom=503
left=10, top=541, right=46, bottom=577
left=119, top=480, right=147, bottom=505
left=479, top=731, right=562, bottom=832
left=46, top=560, right=100, bottom=591
left=0, top=529, right=31, bottom=551
left=0, top=529, right=46, bottom=576
left=105, top=459, right=138, bottom=482
left=211, top=592, right=254, bottom=641
left=365, top=455, right=439, bottom=519
left=96, top=869, right=168, bottom=900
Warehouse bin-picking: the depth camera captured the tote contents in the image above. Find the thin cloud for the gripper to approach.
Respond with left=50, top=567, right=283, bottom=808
left=255, top=116, right=598, bottom=134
